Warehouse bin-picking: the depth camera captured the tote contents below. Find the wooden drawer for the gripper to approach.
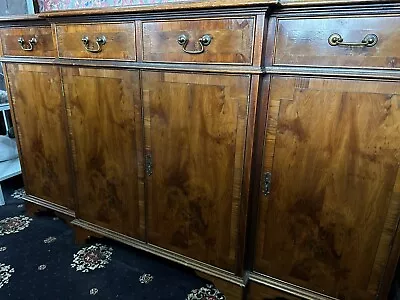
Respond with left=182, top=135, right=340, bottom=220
left=0, top=26, right=56, bottom=57
left=56, top=23, right=136, bottom=60
left=274, top=16, right=400, bottom=69
left=142, top=17, right=255, bottom=64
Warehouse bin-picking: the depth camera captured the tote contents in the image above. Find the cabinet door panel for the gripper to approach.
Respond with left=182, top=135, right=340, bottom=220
left=6, top=64, right=74, bottom=210
left=142, top=71, right=251, bottom=271
left=63, top=68, right=144, bottom=239
left=255, top=76, right=400, bottom=299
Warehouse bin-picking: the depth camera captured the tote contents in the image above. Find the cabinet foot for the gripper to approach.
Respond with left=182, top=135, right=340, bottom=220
left=73, top=225, right=103, bottom=245
left=24, top=201, right=42, bottom=216
left=195, top=271, right=245, bottom=300
left=24, top=200, right=74, bottom=224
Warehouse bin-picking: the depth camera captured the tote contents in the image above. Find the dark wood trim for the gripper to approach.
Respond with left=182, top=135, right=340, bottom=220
left=71, top=218, right=247, bottom=287
left=23, top=194, right=76, bottom=218
left=37, top=0, right=277, bottom=18
left=271, top=2, right=400, bottom=17
left=58, top=67, right=79, bottom=219
left=2, top=63, right=28, bottom=191
left=0, top=19, right=50, bottom=28
left=3, top=58, right=400, bottom=80
left=135, top=20, right=143, bottom=63
left=279, top=0, right=398, bottom=8
left=244, top=75, right=272, bottom=271
left=0, top=15, right=41, bottom=22
left=248, top=272, right=339, bottom=300
left=252, top=13, right=268, bottom=67
left=0, top=57, right=264, bottom=74
left=46, top=7, right=268, bottom=24
left=235, top=74, right=262, bottom=276
left=264, top=66, right=400, bottom=80
left=263, top=17, right=277, bottom=67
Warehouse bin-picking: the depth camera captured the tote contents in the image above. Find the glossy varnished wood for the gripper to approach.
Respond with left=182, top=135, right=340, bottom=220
left=254, top=76, right=400, bottom=299
left=247, top=281, right=303, bottom=300
left=6, top=64, right=74, bottom=210
left=0, top=26, right=56, bottom=57
left=142, top=17, right=255, bottom=65
left=142, top=71, right=251, bottom=272
left=37, top=0, right=277, bottom=18
left=2, top=2, right=400, bottom=298
left=274, top=16, right=400, bottom=69
left=279, top=0, right=396, bottom=6
left=56, top=23, right=136, bottom=60
left=63, top=67, right=145, bottom=239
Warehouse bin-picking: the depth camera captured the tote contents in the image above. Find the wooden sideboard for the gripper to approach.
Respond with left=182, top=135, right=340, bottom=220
left=0, top=1, right=399, bottom=299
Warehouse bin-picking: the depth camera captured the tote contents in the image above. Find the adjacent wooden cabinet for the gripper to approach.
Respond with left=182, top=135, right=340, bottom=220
left=5, top=64, right=74, bottom=211
left=254, top=76, right=400, bottom=299
left=142, top=71, right=251, bottom=271
left=63, top=67, right=145, bottom=239
left=1, top=1, right=400, bottom=300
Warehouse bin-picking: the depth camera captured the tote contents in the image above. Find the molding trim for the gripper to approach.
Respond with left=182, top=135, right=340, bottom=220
left=23, top=194, right=76, bottom=218
left=248, top=272, right=339, bottom=300
left=264, top=66, right=400, bottom=80
left=0, top=57, right=263, bottom=74
left=2, top=57, right=399, bottom=79
left=46, top=8, right=269, bottom=24
left=71, top=218, right=247, bottom=287
left=272, top=3, right=400, bottom=17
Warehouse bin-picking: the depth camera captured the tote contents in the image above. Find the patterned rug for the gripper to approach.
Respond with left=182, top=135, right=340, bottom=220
left=0, top=177, right=225, bottom=300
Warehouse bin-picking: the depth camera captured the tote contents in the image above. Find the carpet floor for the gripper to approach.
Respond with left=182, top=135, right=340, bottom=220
left=0, top=176, right=225, bottom=300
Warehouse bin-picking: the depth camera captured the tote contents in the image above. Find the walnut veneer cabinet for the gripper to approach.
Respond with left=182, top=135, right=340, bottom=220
left=1, top=1, right=399, bottom=299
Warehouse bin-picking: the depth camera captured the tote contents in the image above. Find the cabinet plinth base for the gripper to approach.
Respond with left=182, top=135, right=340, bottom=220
left=71, top=218, right=247, bottom=290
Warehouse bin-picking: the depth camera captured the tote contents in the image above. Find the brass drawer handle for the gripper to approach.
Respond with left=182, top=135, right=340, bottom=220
left=328, top=33, right=378, bottom=47
left=81, top=36, right=107, bottom=53
left=177, top=34, right=212, bottom=55
left=18, top=37, right=37, bottom=51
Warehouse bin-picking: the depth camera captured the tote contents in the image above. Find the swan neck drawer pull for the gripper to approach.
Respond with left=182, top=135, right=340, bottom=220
left=177, top=34, right=212, bottom=54
left=18, top=37, right=37, bottom=51
left=328, top=33, right=378, bottom=47
left=81, top=36, right=107, bottom=53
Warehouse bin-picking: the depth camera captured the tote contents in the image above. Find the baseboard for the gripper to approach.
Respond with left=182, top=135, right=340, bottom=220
left=248, top=271, right=338, bottom=300
left=23, top=194, right=76, bottom=218
left=71, top=218, right=247, bottom=287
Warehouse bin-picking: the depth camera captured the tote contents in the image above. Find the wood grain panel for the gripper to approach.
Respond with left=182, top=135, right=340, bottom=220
left=63, top=67, right=144, bottom=239
left=56, top=23, right=136, bottom=60
left=6, top=64, right=74, bottom=210
left=274, top=16, right=400, bottom=69
left=255, top=76, right=400, bottom=299
left=142, top=71, right=251, bottom=272
left=142, top=18, right=255, bottom=64
left=0, top=27, right=56, bottom=57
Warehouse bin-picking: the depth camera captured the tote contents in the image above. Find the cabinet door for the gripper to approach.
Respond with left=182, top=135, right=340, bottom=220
left=142, top=71, right=251, bottom=271
left=63, top=68, right=145, bottom=239
left=6, top=64, right=74, bottom=210
left=254, top=76, right=400, bottom=299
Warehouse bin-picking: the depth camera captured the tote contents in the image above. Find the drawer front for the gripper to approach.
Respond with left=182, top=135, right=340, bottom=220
left=56, top=23, right=136, bottom=60
left=274, top=16, right=400, bottom=69
left=142, top=17, right=255, bottom=64
left=0, top=26, right=56, bottom=57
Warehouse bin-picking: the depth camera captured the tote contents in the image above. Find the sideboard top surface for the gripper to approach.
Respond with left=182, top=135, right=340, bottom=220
left=0, top=0, right=399, bottom=23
